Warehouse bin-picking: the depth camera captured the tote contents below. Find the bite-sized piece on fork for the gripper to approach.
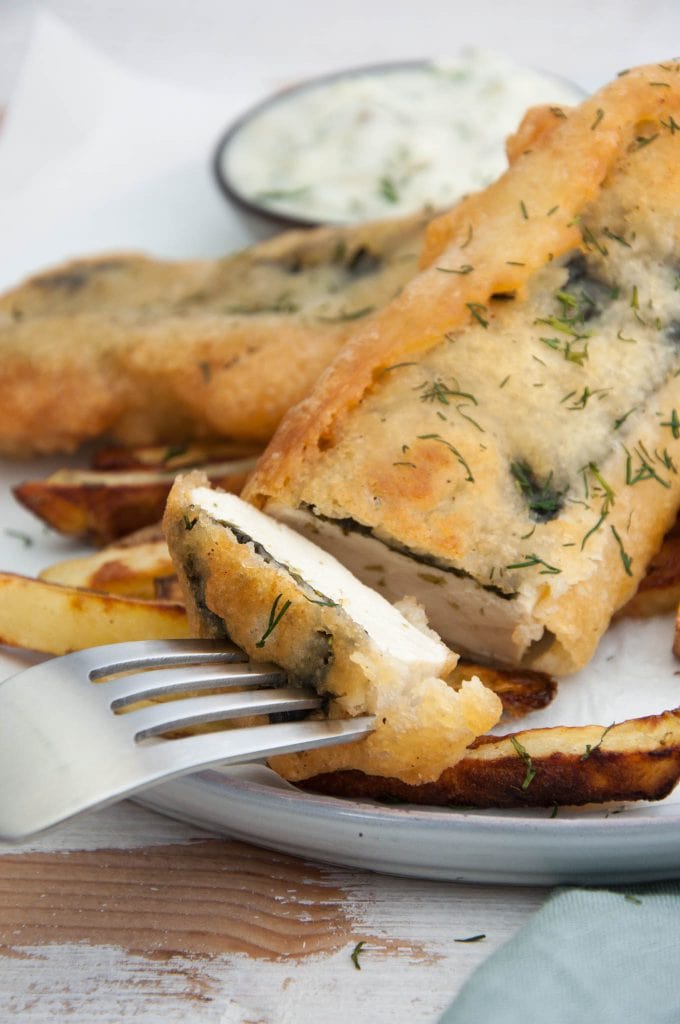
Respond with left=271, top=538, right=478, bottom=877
left=163, top=474, right=502, bottom=786
left=0, top=212, right=428, bottom=457
left=0, top=638, right=374, bottom=840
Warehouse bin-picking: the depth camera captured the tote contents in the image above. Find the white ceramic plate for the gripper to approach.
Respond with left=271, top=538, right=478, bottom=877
left=2, top=442, right=680, bottom=884
left=2, top=139, right=680, bottom=885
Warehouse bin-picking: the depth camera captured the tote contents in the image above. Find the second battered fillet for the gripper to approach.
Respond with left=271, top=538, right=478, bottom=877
left=0, top=213, right=427, bottom=456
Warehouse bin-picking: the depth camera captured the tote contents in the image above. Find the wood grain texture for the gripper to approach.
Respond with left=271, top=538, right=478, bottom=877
left=0, top=803, right=549, bottom=1024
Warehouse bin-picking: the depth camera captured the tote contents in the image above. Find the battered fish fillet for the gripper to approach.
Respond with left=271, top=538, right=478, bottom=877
left=244, top=62, right=680, bottom=679
left=163, top=474, right=502, bottom=785
left=0, top=213, right=427, bottom=457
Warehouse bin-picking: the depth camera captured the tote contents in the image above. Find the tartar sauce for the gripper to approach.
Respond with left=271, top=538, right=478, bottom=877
left=221, top=50, right=583, bottom=224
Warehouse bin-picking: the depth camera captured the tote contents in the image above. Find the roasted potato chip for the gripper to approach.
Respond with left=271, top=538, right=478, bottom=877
left=292, top=709, right=680, bottom=808
left=14, top=457, right=256, bottom=543
left=0, top=572, right=188, bottom=654
left=91, top=440, right=262, bottom=472
left=450, top=661, right=556, bottom=719
left=39, top=540, right=174, bottom=599
left=620, top=519, right=680, bottom=618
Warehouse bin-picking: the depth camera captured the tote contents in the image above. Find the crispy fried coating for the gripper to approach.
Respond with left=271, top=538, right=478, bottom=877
left=0, top=214, right=427, bottom=457
left=245, top=63, right=680, bottom=677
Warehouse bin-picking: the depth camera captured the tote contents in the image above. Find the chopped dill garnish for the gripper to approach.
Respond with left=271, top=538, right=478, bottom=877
left=549, top=106, right=567, bottom=118
left=602, top=227, right=631, bottom=247
left=393, top=461, right=417, bottom=468
left=625, top=443, right=671, bottom=488
left=506, top=260, right=525, bottom=266
left=547, top=205, right=559, bottom=216
left=510, top=735, right=536, bottom=789
left=499, top=374, right=511, bottom=388
left=454, top=934, right=487, bottom=943
left=466, top=302, right=489, bottom=328
left=580, top=722, right=615, bottom=760
left=540, top=336, right=589, bottom=365
left=661, top=114, right=680, bottom=133
left=460, top=224, right=474, bottom=248
left=581, top=225, right=608, bottom=256
left=617, top=329, right=638, bottom=344
left=519, top=199, right=529, bottom=219
left=510, top=461, right=564, bottom=521
left=417, top=378, right=477, bottom=406
left=630, top=284, right=640, bottom=309
left=351, top=940, right=366, bottom=970
left=317, top=305, right=375, bottom=322
left=4, top=528, right=33, bottom=547
left=630, top=133, right=659, bottom=150
left=565, top=386, right=611, bottom=410
left=614, top=406, right=637, bottom=430
left=417, top=434, right=474, bottom=482
left=303, top=593, right=338, bottom=608
left=436, top=264, right=474, bottom=275
left=162, top=445, right=188, bottom=463
left=466, top=299, right=489, bottom=327
left=256, top=593, right=292, bottom=647
left=256, top=186, right=310, bottom=202
left=536, top=316, right=592, bottom=340
left=660, top=409, right=680, bottom=438
left=506, top=554, right=561, bottom=575
left=380, top=361, right=418, bottom=374
left=590, top=108, right=605, bottom=130
left=611, top=525, right=633, bottom=576
left=379, top=176, right=399, bottom=203
left=182, top=515, right=198, bottom=531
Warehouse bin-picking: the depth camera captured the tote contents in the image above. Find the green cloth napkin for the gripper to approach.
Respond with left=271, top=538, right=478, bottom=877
left=439, top=884, right=680, bottom=1023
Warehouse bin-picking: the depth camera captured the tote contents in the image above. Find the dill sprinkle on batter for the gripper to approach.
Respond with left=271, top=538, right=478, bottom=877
left=506, top=554, right=561, bottom=575
left=611, top=525, right=633, bottom=576
left=417, top=433, right=474, bottom=482
left=256, top=594, right=292, bottom=647
left=436, top=264, right=474, bottom=275
left=660, top=409, right=680, bottom=438
left=466, top=302, right=489, bottom=328
left=590, top=108, right=605, bottom=130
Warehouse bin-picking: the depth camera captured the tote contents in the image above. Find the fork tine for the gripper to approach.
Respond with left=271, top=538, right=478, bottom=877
left=128, top=687, right=322, bottom=739
left=138, top=716, right=375, bottom=776
left=85, top=638, right=248, bottom=680
left=105, top=661, right=286, bottom=709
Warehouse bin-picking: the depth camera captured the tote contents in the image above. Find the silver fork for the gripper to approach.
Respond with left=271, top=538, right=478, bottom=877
left=0, top=638, right=374, bottom=841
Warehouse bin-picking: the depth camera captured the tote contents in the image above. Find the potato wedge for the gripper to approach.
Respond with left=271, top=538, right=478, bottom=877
left=292, top=709, right=680, bottom=808
left=39, top=540, right=174, bottom=599
left=14, top=457, right=256, bottom=544
left=620, top=521, right=680, bottom=618
left=91, top=440, right=262, bottom=471
left=0, top=572, right=188, bottom=654
left=451, top=662, right=556, bottom=719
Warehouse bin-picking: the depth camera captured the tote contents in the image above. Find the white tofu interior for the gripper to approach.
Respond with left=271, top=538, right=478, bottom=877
left=190, top=486, right=452, bottom=676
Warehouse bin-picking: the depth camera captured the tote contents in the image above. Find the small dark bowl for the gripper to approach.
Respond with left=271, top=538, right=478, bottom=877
left=212, top=58, right=585, bottom=235
left=212, top=60, right=429, bottom=234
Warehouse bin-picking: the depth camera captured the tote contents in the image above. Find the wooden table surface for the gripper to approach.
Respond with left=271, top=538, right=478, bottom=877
left=0, top=802, right=547, bottom=1023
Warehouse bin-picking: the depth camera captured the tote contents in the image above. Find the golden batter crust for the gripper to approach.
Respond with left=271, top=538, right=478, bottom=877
left=244, top=63, right=680, bottom=676
left=0, top=214, right=427, bottom=456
